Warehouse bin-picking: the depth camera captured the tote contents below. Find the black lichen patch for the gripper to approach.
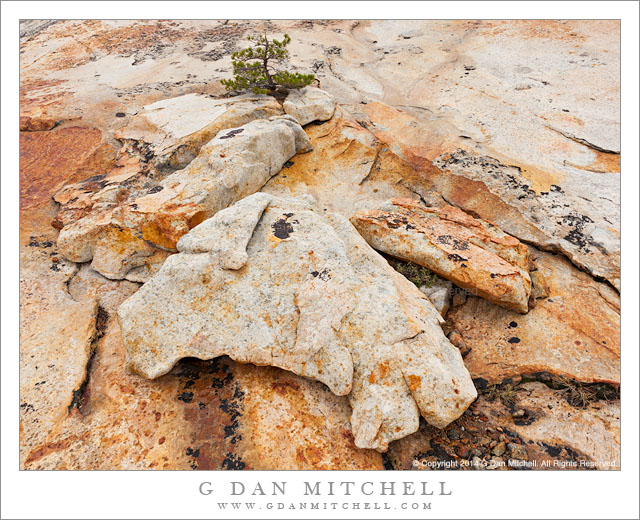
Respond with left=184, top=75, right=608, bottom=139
left=381, top=452, right=394, bottom=470
left=20, top=402, right=35, bottom=413
left=222, top=452, right=246, bottom=470
left=447, top=253, right=468, bottom=262
left=435, top=149, right=538, bottom=201
left=271, top=214, right=297, bottom=239
left=115, top=112, right=126, bottom=118
left=211, top=359, right=234, bottom=389
left=537, top=442, right=590, bottom=466
left=558, top=212, right=610, bottom=256
left=507, top=337, right=521, bottom=344
left=177, top=391, right=194, bottom=403
left=147, top=185, right=164, bottom=194
left=509, top=321, right=518, bottom=328
left=185, top=446, right=201, bottom=470
left=186, top=447, right=200, bottom=457
left=383, top=215, right=410, bottom=229
left=311, top=268, right=331, bottom=281
left=452, top=238, right=470, bottom=251
left=219, top=128, right=244, bottom=140
left=219, top=383, right=245, bottom=446
left=28, top=236, right=54, bottom=248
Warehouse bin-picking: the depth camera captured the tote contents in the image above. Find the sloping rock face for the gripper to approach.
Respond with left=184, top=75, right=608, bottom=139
left=355, top=104, right=620, bottom=290
left=21, top=264, right=382, bottom=470
left=449, top=248, right=620, bottom=385
left=54, top=115, right=311, bottom=281
left=262, top=106, right=446, bottom=216
left=20, top=19, right=620, bottom=470
left=118, top=193, right=477, bottom=451
left=351, top=198, right=532, bottom=313
left=387, top=382, right=620, bottom=471
left=283, top=86, right=336, bottom=125
left=20, top=126, right=118, bottom=210
left=115, top=93, right=283, bottom=169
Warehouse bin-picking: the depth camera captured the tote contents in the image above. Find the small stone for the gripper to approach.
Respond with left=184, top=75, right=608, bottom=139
left=420, top=279, right=452, bottom=316
left=447, top=428, right=461, bottom=440
left=455, top=445, right=469, bottom=458
left=487, top=457, right=505, bottom=470
left=479, top=436, right=492, bottom=447
left=512, top=409, right=526, bottom=418
left=531, top=270, right=550, bottom=299
left=492, top=441, right=506, bottom=457
left=448, top=329, right=471, bottom=357
left=507, top=443, right=528, bottom=460
left=452, top=292, right=467, bottom=307
left=469, top=448, right=483, bottom=458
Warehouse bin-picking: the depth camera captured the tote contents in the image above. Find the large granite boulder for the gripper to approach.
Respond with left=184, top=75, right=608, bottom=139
left=118, top=193, right=477, bottom=451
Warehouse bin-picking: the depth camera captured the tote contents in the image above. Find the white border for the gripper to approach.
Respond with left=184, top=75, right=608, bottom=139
left=2, top=2, right=638, bottom=519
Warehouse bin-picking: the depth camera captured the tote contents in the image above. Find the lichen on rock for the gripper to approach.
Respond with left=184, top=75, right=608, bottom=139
left=351, top=198, right=532, bottom=313
left=54, top=114, right=312, bottom=281
left=117, top=192, right=477, bottom=451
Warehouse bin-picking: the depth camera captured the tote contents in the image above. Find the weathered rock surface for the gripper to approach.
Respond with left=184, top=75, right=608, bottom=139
left=351, top=198, right=532, bottom=313
left=19, top=19, right=620, bottom=470
left=356, top=104, right=620, bottom=290
left=449, top=249, right=620, bottom=385
left=115, top=93, right=283, bottom=169
left=283, top=86, right=336, bottom=126
left=20, top=126, right=117, bottom=210
left=118, top=193, right=477, bottom=451
left=21, top=263, right=382, bottom=470
left=55, top=115, right=311, bottom=280
left=262, top=106, right=447, bottom=215
left=388, top=382, right=619, bottom=470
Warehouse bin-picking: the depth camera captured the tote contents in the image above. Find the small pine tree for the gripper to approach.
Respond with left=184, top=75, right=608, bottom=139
left=222, top=33, right=315, bottom=95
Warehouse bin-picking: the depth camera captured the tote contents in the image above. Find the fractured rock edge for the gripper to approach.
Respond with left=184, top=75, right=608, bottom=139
left=117, top=193, right=477, bottom=452
left=351, top=198, right=532, bottom=313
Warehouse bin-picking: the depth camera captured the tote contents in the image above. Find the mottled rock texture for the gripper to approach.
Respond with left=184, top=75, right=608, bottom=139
left=20, top=19, right=620, bottom=470
left=351, top=198, right=532, bottom=313
left=118, top=193, right=477, bottom=451
left=55, top=115, right=311, bottom=281
left=115, top=93, right=283, bottom=169
left=449, top=249, right=620, bottom=385
left=388, top=382, right=619, bottom=471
